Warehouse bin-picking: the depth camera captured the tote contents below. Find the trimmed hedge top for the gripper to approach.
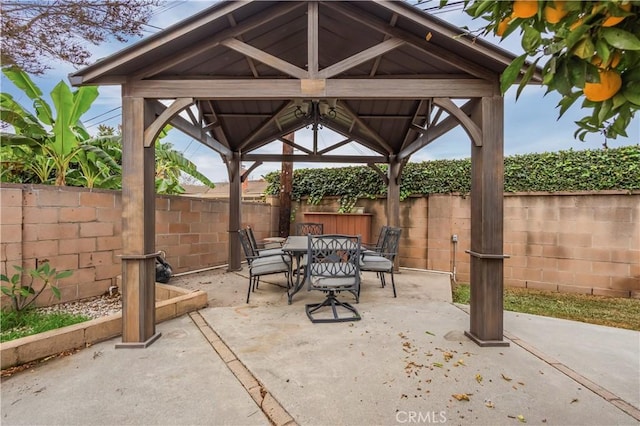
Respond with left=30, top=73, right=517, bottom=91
left=263, top=146, right=640, bottom=208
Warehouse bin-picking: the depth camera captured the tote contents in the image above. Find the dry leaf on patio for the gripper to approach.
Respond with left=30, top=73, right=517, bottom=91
left=475, top=374, right=483, bottom=383
left=432, top=362, right=443, bottom=368
left=443, top=352, right=453, bottom=362
left=484, top=399, right=494, bottom=408
left=517, top=414, right=526, bottom=423
left=501, top=373, right=512, bottom=381
left=452, top=393, right=470, bottom=401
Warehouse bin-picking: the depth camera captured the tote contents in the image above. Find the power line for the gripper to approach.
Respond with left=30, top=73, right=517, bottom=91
left=84, top=106, right=121, bottom=123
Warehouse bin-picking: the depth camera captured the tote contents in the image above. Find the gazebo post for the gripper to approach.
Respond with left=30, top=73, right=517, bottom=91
left=387, top=155, right=401, bottom=229
left=116, top=94, right=161, bottom=348
left=228, top=153, right=242, bottom=271
left=465, top=95, right=509, bottom=347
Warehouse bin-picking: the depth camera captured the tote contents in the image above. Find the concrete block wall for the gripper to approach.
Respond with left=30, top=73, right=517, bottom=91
left=293, top=191, right=639, bottom=297
left=1, top=184, right=273, bottom=307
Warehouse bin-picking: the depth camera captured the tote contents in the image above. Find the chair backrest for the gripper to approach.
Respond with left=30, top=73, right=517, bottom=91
left=306, top=234, right=361, bottom=292
left=374, top=225, right=389, bottom=251
left=379, top=227, right=401, bottom=260
left=296, top=222, right=324, bottom=236
left=238, top=229, right=257, bottom=262
left=246, top=225, right=259, bottom=251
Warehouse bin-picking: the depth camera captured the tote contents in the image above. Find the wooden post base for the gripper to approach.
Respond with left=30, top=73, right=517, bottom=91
left=115, top=332, right=162, bottom=349
left=464, top=331, right=510, bottom=347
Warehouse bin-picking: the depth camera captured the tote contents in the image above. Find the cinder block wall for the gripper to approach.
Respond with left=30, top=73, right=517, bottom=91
left=2, top=184, right=638, bottom=305
left=0, top=184, right=273, bottom=306
left=292, top=191, right=639, bottom=297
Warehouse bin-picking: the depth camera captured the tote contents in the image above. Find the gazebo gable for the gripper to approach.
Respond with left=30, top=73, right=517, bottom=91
left=70, top=0, right=537, bottom=164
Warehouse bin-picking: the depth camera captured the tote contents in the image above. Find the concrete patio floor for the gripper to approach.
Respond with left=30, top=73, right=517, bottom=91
left=1, top=267, right=638, bottom=425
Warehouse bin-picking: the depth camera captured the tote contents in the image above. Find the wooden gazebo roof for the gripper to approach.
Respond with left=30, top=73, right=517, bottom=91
left=70, top=0, right=538, bottom=165
left=70, top=0, right=539, bottom=348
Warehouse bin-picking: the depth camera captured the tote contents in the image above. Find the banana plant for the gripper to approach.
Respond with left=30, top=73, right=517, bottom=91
left=1, top=67, right=98, bottom=186
left=1, top=67, right=216, bottom=193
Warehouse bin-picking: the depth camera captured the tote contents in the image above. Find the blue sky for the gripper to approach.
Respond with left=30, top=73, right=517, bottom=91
left=2, top=0, right=638, bottom=183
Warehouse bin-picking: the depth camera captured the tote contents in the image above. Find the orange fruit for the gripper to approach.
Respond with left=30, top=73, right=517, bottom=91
left=512, top=0, right=539, bottom=19
left=602, top=2, right=632, bottom=27
left=610, top=51, right=622, bottom=68
left=544, top=1, right=568, bottom=24
left=496, top=17, right=512, bottom=36
left=583, top=69, right=622, bottom=101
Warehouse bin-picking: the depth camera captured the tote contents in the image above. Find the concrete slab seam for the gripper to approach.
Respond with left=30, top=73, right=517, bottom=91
left=505, top=330, right=640, bottom=422
left=454, top=305, right=639, bottom=422
left=188, top=311, right=298, bottom=426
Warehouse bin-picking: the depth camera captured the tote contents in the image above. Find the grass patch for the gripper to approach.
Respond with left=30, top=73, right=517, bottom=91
left=452, top=284, right=640, bottom=331
left=0, top=309, right=90, bottom=343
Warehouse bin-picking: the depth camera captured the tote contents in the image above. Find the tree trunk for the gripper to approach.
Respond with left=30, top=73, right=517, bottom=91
left=278, top=133, right=294, bottom=238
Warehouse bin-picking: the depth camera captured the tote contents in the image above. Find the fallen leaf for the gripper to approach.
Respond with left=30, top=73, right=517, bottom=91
left=425, top=330, right=435, bottom=336
left=456, top=358, right=465, bottom=366
left=475, top=374, right=483, bottom=383
left=570, top=398, right=579, bottom=404
left=432, top=362, right=443, bottom=368
left=518, top=381, right=525, bottom=386
left=517, top=414, right=526, bottom=423
left=501, top=373, right=512, bottom=381
left=484, top=399, right=494, bottom=408
left=452, top=393, right=470, bottom=401
left=443, top=352, right=453, bottom=362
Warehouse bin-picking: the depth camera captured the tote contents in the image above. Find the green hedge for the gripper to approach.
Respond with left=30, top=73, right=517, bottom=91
left=263, top=145, right=640, bottom=209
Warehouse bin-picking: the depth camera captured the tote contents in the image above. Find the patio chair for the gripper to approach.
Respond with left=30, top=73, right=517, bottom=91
left=246, top=225, right=283, bottom=256
left=238, top=228, right=291, bottom=303
left=360, top=227, right=402, bottom=297
left=295, top=222, right=323, bottom=236
left=362, top=225, right=389, bottom=255
left=305, top=234, right=361, bottom=323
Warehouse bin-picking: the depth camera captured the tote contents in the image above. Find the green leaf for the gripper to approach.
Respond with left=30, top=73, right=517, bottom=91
left=50, top=81, right=78, bottom=159
left=500, top=54, right=528, bottom=94
left=572, top=36, right=595, bottom=60
left=601, top=28, right=640, bottom=51
left=522, top=25, right=542, bottom=54
left=51, top=286, right=61, bottom=299
left=54, top=270, right=73, bottom=280
left=2, top=67, right=43, bottom=99
left=567, top=57, right=586, bottom=88
left=623, top=82, right=640, bottom=105
left=557, top=92, right=581, bottom=118
left=516, top=57, right=540, bottom=100
left=554, top=60, right=573, bottom=96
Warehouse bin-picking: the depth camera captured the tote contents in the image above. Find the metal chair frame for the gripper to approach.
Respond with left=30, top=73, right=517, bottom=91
left=295, top=222, right=324, bottom=236
left=246, top=225, right=283, bottom=256
left=360, top=227, right=402, bottom=297
left=304, top=234, right=361, bottom=323
left=238, top=228, right=291, bottom=303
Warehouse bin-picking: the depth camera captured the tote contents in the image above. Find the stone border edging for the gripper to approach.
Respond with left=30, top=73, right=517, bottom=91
left=189, top=311, right=297, bottom=426
left=0, top=284, right=208, bottom=370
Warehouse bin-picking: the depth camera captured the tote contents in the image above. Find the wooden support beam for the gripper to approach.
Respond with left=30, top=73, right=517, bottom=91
left=220, top=38, right=308, bottom=79
left=318, top=38, right=405, bottom=79
left=128, top=79, right=496, bottom=99
left=116, top=93, right=160, bottom=348
left=228, top=154, right=243, bottom=271
left=144, top=98, right=193, bottom=147
left=465, top=95, right=509, bottom=347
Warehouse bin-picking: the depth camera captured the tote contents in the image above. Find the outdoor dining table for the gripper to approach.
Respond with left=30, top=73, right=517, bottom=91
left=281, top=236, right=309, bottom=304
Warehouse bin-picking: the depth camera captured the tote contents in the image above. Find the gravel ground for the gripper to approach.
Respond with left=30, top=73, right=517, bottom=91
left=38, top=293, right=122, bottom=319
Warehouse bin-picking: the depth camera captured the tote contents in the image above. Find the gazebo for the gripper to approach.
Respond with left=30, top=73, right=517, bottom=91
left=69, top=0, right=540, bottom=348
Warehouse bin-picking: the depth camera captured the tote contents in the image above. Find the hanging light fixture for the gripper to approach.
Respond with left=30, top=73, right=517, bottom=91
left=294, top=99, right=337, bottom=129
